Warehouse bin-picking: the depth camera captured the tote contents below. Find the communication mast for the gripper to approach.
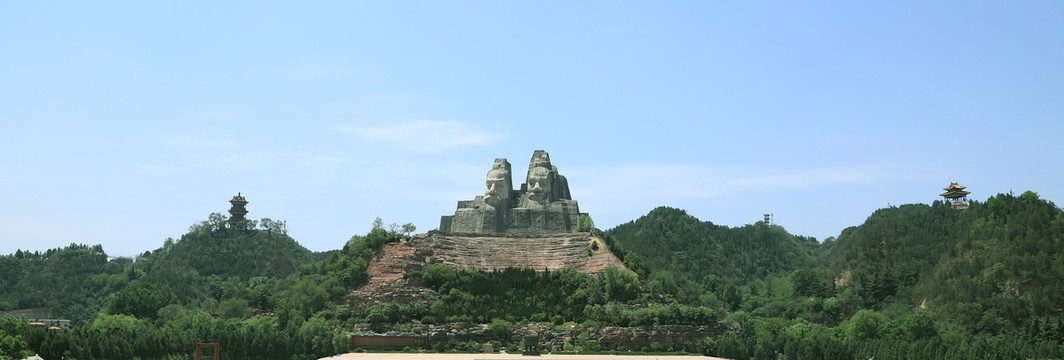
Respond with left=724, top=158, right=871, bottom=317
left=763, top=213, right=773, bottom=225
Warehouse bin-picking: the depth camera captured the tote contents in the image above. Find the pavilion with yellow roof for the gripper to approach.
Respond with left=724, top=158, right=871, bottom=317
left=940, top=182, right=970, bottom=209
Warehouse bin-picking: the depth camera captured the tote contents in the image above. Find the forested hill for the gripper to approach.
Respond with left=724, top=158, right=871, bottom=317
left=143, top=213, right=314, bottom=280
left=3, top=194, right=1064, bottom=359
left=598, top=193, right=1064, bottom=358
left=605, top=207, right=819, bottom=301
left=824, top=191, right=1064, bottom=336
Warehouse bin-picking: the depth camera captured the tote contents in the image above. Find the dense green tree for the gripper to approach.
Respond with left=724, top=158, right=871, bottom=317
left=577, top=214, right=595, bottom=232
left=0, top=328, right=29, bottom=360
left=107, top=282, right=176, bottom=319
left=847, top=309, right=887, bottom=341
left=487, top=318, right=512, bottom=340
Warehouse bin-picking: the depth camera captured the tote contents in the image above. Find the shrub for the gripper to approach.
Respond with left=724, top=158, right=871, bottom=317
left=488, top=318, right=512, bottom=340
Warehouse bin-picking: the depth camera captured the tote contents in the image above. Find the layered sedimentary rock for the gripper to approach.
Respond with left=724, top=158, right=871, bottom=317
left=440, top=150, right=585, bottom=234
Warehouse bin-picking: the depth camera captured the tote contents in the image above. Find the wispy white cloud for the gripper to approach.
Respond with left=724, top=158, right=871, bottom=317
left=337, top=120, right=505, bottom=152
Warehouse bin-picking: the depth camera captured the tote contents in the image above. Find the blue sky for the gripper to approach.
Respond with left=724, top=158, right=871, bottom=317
left=2, top=2, right=1062, bottom=257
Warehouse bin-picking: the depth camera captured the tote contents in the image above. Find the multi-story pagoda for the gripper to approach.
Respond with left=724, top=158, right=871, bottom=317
left=940, top=182, right=970, bottom=209
left=228, top=193, right=249, bottom=226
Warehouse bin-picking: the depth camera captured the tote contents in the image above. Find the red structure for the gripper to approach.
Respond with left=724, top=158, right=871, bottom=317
left=195, top=343, right=220, bottom=360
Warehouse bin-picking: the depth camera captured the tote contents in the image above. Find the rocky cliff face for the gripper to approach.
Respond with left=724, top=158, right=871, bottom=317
left=347, top=231, right=627, bottom=305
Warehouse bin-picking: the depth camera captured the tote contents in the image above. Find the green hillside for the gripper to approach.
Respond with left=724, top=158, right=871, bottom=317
left=0, top=214, right=363, bottom=360
left=3, top=194, right=1064, bottom=359
left=0, top=244, right=126, bottom=324
left=599, top=195, right=1064, bottom=359
left=605, top=206, right=819, bottom=305
left=825, top=191, right=1064, bottom=337
left=143, top=213, right=314, bottom=280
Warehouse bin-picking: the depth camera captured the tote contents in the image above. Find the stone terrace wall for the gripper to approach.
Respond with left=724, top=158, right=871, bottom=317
left=410, top=231, right=626, bottom=273
left=347, top=231, right=629, bottom=305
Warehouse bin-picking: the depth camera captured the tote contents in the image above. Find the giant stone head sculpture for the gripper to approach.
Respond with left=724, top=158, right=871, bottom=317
left=440, top=150, right=585, bottom=234
left=484, top=158, right=512, bottom=206
left=524, top=150, right=556, bottom=205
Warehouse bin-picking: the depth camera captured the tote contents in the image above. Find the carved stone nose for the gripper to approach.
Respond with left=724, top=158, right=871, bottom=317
left=531, top=182, right=542, bottom=193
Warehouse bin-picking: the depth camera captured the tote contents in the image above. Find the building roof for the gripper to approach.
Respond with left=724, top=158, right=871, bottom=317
left=941, top=190, right=971, bottom=198
left=943, top=182, right=967, bottom=191
left=941, top=182, right=970, bottom=198
left=230, top=192, right=248, bottom=203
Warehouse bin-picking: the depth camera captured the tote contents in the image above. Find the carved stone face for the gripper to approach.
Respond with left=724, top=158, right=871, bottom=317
left=484, top=168, right=511, bottom=204
left=526, top=166, right=553, bottom=203
left=529, top=151, right=551, bottom=170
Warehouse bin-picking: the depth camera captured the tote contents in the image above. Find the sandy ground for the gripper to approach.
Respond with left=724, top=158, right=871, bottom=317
left=321, top=353, right=725, bottom=360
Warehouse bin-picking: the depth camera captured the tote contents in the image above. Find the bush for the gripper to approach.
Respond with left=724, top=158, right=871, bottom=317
left=488, top=318, right=512, bottom=340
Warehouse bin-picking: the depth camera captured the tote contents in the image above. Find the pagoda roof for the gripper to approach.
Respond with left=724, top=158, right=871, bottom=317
left=230, top=192, right=248, bottom=203
left=943, top=182, right=967, bottom=191
left=941, top=182, right=970, bottom=198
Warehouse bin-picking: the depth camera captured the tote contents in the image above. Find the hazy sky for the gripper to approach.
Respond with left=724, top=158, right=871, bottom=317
left=2, top=2, right=1062, bottom=257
